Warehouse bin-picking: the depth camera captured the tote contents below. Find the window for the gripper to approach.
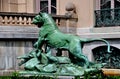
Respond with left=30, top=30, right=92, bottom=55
left=40, top=0, right=56, bottom=14
left=96, top=0, right=120, bottom=10
left=92, top=45, right=120, bottom=68
left=95, top=0, right=120, bottom=27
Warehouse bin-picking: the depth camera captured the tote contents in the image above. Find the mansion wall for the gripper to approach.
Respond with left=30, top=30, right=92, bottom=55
left=0, top=0, right=120, bottom=75
left=0, top=0, right=35, bottom=13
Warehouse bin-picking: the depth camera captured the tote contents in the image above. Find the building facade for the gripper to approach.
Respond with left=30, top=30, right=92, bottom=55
left=0, top=0, right=120, bottom=75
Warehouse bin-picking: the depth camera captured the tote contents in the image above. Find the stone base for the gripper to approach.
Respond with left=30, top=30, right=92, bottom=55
left=102, top=69, right=120, bottom=76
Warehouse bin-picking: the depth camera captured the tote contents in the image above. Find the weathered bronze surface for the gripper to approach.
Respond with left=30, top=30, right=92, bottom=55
left=18, top=12, right=111, bottom=76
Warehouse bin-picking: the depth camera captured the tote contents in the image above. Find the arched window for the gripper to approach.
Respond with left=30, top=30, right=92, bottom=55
left=92, top=45, right=120, bottom=68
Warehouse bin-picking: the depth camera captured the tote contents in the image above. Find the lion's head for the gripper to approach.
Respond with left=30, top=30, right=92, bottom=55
left=33, top=12, right=56, bottom=27
left=32, top=13, right=44, bottom=27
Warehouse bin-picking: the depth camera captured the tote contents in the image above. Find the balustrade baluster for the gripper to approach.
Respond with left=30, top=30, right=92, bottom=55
left=14, top=17, right=18, bottom=25
left=9, top=16, right=13, bottom=25
left=0, top=16, right=2, bottom=25
left=1, top=17, right=5, bottom=25
left=55, top=19, right=58, bottom=26
left=23, top=17, right=27, bottom=25
left=19, top=17, right=22, bottom=25
left=4, top=16, right=8, bottom=25
left=27, top=17, right=32, bottom=25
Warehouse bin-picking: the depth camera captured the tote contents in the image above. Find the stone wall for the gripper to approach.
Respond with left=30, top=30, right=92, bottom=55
left=0, top=40, right=34, bottom=75
left=0, top=26, right=38, bottom=75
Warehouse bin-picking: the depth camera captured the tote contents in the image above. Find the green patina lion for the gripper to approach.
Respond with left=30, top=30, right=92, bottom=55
left=32, top=12, right=111, bottom=67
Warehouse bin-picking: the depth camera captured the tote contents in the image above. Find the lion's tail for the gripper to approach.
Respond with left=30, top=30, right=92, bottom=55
left=98, top=39, right=111, bottom=53
left=84, top=38, right=111, bottom=53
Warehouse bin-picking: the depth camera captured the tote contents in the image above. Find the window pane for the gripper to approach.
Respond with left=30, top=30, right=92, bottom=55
left=40, top=0, right=56, bottom=14
left=40, top=1, right=48, bottom=13
left=51, top=0, right=56, bottom=7
left=51, top=0, right=56, bottom=14
left=100, top=0, right=111, bottom=23
left=101, top=0, right=111, bottom=9
left=115, top=0, right=120, bottom=8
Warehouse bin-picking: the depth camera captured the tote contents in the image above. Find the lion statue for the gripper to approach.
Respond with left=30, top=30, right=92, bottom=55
left=32, top=12, right=111, bottom=68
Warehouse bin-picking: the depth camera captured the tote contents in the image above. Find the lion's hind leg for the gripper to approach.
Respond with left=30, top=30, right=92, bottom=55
left=69, top=40, right=89, bottom=68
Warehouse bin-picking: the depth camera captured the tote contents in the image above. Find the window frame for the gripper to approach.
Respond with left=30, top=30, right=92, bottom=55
left=35, top=0, right=56, bottom=14
left=95, top=0, right=120, bottom=27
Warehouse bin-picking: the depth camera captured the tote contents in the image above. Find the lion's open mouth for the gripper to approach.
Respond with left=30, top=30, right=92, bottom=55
left=38, top=24, right=42, bottom=28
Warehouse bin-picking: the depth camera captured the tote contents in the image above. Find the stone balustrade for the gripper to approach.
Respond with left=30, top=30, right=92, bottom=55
left=0, top=12, right=78, bottom=27
left=0, top=12, right=35, bottom=26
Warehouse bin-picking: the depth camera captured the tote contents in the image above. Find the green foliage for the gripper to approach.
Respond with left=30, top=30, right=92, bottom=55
left=83, top=70, right=104, bottom=79
left=83, top=70, right=120, bottom=79
left=0, top=71, right=120, bottom=79
left=0, top=72, right=55, bottom=79
left=105, top=76, right=120, bottom=79
left=0, top=76, right=54, bottom=79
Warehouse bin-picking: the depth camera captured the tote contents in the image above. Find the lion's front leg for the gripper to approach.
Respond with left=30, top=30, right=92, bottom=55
left=34, top=37, right=44, bottom=49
